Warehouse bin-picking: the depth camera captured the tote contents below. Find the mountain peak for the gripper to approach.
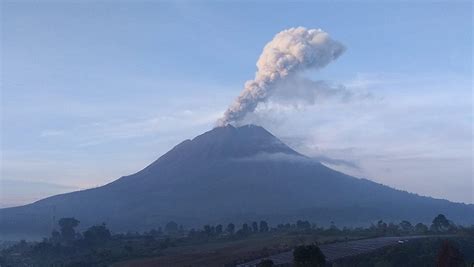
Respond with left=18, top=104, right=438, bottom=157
left=3, top=123, right=473, bottom=239
left=212, top=123, right=264, bottom=132
left=149, top=125, right=299, bottom=169
left=193, top=124, right=298, bottom=157
left=209, top=124, right=270, bottom=137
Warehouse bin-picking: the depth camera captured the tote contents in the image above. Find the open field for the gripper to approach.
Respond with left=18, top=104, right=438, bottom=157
left=238, top=235, right=432, bottom=266
left=113, top=232, right=366, bottom=267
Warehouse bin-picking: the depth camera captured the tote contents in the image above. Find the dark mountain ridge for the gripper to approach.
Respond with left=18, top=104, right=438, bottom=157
left=1, top=124, right=473, bottom=240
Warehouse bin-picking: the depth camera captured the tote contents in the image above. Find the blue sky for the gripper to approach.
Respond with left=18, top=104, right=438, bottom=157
left=1, top=1, right=472, bottom=206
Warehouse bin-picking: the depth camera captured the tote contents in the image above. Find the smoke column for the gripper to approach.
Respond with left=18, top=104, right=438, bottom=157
left=218, top=27, right=345, bottom=126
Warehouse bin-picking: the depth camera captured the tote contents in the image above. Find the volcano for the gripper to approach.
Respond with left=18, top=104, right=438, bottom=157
left=1, top=125, right=473, bottom=239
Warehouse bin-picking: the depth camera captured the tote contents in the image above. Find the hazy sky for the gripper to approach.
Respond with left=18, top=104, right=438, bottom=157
left=1, top=1, right=472, bottom=207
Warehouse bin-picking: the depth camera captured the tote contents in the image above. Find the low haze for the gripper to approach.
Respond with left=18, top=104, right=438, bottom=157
left=2, top=1, right=472, bottom=207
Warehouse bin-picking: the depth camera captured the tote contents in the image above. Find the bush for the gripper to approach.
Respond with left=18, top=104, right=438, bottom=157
left=83, top=223, right=111, bottom=245
left=293, top=244, right=325, bottom=267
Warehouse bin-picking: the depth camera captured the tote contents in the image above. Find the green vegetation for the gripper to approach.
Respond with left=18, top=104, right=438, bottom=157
left=1, top=214, right=472, bottom=266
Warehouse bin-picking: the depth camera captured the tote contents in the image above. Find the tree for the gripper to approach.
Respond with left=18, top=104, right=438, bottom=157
left=377, top=220, right=387, bottom=235
left=83, top=223, right=111, bottom=245
left=437, top=240, right=464, bottom=267
left=415, top=223, right=428, bottom=233
left=327, top=221, right=340, bottom=234
left=149, top=228, right=161, bottom=237
left=256, top=259, right=274, bottom=267
left=387, top=223, right=399, bottom=235
left=431, top=214, right=451, bottom=232
left=215, top=224, right=223, bottom=235
left=260, top=221, right=269, bottom=232
left=165, top=221, right=178, bottom=234
left=204, top=225, right=212, bottom=236
left=242, top=223, right=250, bottom=234
left=226, top=223, right=235, bottom=235
left=252, top=221, right=259, bottom=233
left=188, top=228, right=197, bottom=238
left=399, top=220, right=413, bottom=233
left=297, top=220, right=311, bottom=230
left=58, top=217, right=80, bottom=242
left=293, top=244, right=326, bottom=267
left=50, top=230, right=61, bottom=243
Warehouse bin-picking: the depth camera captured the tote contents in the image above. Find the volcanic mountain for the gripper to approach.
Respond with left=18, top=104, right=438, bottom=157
left=1, top=125, right=473, bottom=239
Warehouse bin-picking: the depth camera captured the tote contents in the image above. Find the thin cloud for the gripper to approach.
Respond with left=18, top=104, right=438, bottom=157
left=312, top=155, right=360, bottom=170
left=245, top=72, right=472, bottom=203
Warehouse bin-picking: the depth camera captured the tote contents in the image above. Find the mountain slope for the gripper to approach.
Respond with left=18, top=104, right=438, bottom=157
left=1, top=125, right=473, bottom=240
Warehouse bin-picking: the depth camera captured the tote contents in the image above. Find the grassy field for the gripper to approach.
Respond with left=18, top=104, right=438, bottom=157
left=333, top=236, right=474, bottom=267
left=113, top=232, right=365, bottom=267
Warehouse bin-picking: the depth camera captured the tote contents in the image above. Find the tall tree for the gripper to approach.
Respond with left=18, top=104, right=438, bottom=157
left=83, top=223, right=111, bottom=245
left=377, top=220, right=387, bottom=235
left=226, top=223, right=235, bottom=235
left=252, top=221, right=259, bottom=233
left=297, top=220, right=311, bottom=230
left=50, top=229, right=61, bottom=243
left=431, top=214, right=451, bottom=232
left=260, top=221, right=269, bottom=232
left=242, top=223, right=250, bottom=234
left=203, top=225, right=212, bottom=236
left=414, top=223, right=428, bottom=233
left=215, top=224, right=223, bottom=235
left=58, top=217, right=80, bottom=242
left=399, top=220, right=413, bottom=233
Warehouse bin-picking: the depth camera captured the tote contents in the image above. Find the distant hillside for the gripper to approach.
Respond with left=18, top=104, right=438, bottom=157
left=1, top=124, right=473, bottom=240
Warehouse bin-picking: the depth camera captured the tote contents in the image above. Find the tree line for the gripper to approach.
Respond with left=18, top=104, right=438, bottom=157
left=1, top=213, right=472, bottom=266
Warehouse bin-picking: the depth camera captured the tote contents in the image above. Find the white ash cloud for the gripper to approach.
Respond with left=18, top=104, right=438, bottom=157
left=218, top=27, right=345, bottom=126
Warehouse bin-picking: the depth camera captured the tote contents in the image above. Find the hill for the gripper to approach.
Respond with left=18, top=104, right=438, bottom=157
left=1, top=124, right=473, bottom=240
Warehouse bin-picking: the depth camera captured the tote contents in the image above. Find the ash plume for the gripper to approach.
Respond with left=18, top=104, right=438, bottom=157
left=218, top=27, right=345, bottom=126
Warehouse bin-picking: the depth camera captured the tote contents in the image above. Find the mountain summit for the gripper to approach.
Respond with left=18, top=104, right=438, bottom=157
left=1, top=125, right=473, bottom=239
left=146, top=124, right=299, bottom=167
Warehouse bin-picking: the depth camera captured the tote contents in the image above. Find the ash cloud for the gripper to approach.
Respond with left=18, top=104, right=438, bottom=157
left=271, top=76, right=353, bottom=107
left=218, top=27, right=345, bottom=126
